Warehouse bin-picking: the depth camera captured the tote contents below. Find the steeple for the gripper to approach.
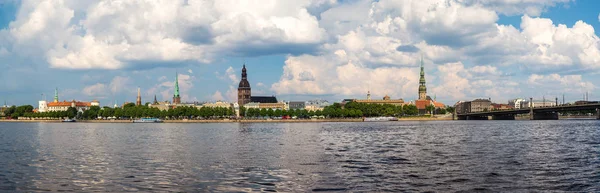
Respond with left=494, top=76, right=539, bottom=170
left=54, top=88, right=59, bottom=102
left=153, top=95, right=158, bottom=105
left=136, top=87, right=141, bottom=106
left=173, top=71, right=181, bottom=104
left=418, top=55, right=427, bottom=100
left=367, top=91, right=371, bottom=100
left=238, top=64, right=251, bottom=106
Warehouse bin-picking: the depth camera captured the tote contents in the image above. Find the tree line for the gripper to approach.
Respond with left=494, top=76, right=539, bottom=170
left=3, top=101, right=456, bottom=120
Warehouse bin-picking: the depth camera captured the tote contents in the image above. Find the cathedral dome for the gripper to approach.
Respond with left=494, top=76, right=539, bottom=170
left=239, top=79, right=250, bottom=88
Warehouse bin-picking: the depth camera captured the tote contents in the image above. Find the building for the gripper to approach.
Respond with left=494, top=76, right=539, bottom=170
left=238, top=64, right=251, bottom=106
left=305, top=99, right=329, bottom=111
left=470, top=99, right=492, bottom=112
left=251, top=96, right=278, bottom=103
left=202, top=101, right=232, bottom=109
left=455, top=101, right=470, bottom=114
left=413, top=56, right=445, bottom=114
left=352, top=91, right=406, bottom=106
left=490, top=103, right=512, bottom=110
left=418, top=55, right=427, bottom=100
left=522, top=100, right=556, bottom=108
left=148, top=101, right=172, bottom=111
left=173, top=72, right=181, bottom=104
left=508, top=98, right=526, bottom=109
left=38, top=88, right=99, bottom=112
left=454, top=99, right=492, bottom=114
left=287, top=101, right=306, bottom=110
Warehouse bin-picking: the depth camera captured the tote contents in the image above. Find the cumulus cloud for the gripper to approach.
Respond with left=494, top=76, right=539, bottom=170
left=211, top=90, right=224, bottom=101
left=271, top=0, right=599, bottom=104
left=2, top=0, right=329, bottom=70
left=528, top=74, right=594, bottom=93
left=82, top=83, right=108, bottom=98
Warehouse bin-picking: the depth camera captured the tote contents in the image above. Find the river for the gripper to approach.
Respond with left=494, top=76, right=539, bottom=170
left=0, top=121, right=598, bottom=192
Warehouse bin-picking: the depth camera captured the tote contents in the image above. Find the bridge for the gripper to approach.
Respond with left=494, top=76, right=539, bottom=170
left=456, top=103, right=600, bottom=120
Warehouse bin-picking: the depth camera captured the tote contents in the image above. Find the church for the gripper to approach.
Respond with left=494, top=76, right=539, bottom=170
left=237, top=65, right=283, bottom=110
left=414, top=56, right=445, bottom=114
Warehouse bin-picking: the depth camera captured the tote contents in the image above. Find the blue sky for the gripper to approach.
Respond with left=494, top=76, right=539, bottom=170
left=0, top=0, right=599, bottom=107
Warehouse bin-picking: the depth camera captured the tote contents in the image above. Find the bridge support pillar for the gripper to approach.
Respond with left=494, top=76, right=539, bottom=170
left=466, top=115, right=488, bottom=120
left=596, top=108, right=600, bottom=120
left=492, top=114, right=515, bottom=120
left=532, top=112, right=559, bottom=120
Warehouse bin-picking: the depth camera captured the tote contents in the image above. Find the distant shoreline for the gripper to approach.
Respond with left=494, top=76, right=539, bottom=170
left=0, top=117, right=454, bottom=123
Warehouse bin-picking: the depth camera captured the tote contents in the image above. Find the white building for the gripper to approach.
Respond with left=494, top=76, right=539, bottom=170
left=508, top=98, right=526, bottom=109
left=522, top=100, right=556, bottom=108
left=38, top=101, right=48, bottom=113
left=201, top=101, right=231, bottom=109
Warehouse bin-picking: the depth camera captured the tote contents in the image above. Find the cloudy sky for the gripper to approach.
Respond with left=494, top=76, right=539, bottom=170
left=0, top=0, right=599, bottom=107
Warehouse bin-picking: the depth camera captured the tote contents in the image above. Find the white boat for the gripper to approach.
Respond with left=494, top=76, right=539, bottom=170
left=133, top=118, right=163, bottom=123
left=62, top=118, right=76, bottom=122
left=363, top=117, right=398, bottom=122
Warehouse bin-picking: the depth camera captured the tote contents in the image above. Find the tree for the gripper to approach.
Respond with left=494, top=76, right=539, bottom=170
left=425, top=104, right=435, bottom=115
left=66, top=107, right=77, bottom=118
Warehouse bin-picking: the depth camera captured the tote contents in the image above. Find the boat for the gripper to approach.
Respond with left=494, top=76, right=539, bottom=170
left=133, top=118, right=163, bottom=123
left=62, top=118, right=76, bottom=122
left=363, top=117, right=398, bottom=122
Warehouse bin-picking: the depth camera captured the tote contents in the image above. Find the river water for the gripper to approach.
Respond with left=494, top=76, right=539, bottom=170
left=0, top=121, right=598, bottom=192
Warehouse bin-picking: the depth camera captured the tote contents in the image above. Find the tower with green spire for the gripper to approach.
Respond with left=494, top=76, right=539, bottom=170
left=173, top=72, right=181, bottom=104
left=54, top=88, right=59, bottom=102
left=418, top=55, right=427, bottom=100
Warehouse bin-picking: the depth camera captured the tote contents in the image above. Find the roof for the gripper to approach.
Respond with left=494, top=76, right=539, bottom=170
left=433, top=101, right=445, bottom=108
left=47, top=101, right=92, bottom=107
left=251, top=96, right=278, bottom=103
left=415, top=100, right=432, bottom=109
left=472, top=99, right=491, bottom=102
left=239, top=79, right=250, bottom=88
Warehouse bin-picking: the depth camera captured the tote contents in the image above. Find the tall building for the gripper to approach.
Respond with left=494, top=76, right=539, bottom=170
left=173, top=72, right=181, bottom=104
left=418, top=55, right=427, bottom=100
left=238, top=64, right=251, bottom=106
left=136, top=87, right=142, bottom=106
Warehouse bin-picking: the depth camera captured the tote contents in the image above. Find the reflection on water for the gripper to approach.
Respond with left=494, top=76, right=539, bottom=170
left=0, top=121, right=599, bottom=192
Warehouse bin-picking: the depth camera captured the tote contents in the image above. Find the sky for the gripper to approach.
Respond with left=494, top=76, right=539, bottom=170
left=0, top=0, right=599, bottom=107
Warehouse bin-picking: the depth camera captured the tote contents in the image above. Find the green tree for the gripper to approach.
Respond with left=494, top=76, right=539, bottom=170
left=425, top=104, right=435, bottom=115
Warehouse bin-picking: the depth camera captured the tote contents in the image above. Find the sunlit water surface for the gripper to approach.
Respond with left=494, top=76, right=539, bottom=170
left=0, top=121, right=599, bottom=192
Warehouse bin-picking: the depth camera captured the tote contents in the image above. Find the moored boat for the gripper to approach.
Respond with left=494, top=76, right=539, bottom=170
left=62, top=118, right=76, bottom=122
left=363, top=117, right=398, bottom=122
left=133, top=118, right=163, bottom=123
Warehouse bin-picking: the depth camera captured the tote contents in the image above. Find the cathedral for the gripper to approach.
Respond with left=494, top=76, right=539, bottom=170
left=238, top=64, right=251, bottom=106
left=415, top=55, right=445, bottom=114
left=237, top=64, right=279, bottom=107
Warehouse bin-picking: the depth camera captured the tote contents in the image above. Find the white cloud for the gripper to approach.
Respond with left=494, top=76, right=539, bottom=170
left=188, top=69, right=193, bottom=74
left=82, top=83, right=108, bottom=98
left=109, top=76, right=131, bottom=94
left=528, top=74, right=594, bottom=93
left=211, top=90, right=224, bottom=101
left=3, top=0, right=329, bottom=69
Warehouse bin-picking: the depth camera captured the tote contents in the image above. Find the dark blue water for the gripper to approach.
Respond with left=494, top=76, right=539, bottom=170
left=0, top=121, right=598, bottom=192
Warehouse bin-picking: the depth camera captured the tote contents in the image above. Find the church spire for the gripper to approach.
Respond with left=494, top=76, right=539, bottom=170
left=54, top=87, right=59, bottom=102
left=173, top=71, right=181, bottom=104
left=418, top=55, right=427, bottom=100
left=153, top=95, right=158, bottom=105
left=174, top=72, right=180, bottom=97
left=136, top=87, right=141, bottom=106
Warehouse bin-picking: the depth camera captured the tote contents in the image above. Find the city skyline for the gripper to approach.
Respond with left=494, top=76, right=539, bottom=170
left=0, top=1, right=599, bottom=106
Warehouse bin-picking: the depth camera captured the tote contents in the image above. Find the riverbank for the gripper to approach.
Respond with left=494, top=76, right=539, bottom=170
left=0, top=117, right=456, bottom=123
